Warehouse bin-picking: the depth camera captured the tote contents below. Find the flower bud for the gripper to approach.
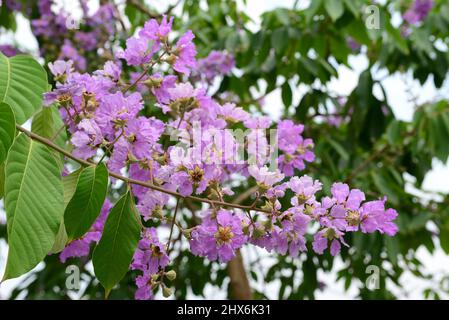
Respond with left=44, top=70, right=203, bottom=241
left=252, top=227, right=265, bottom=239
left=165, top=270, right=177, bottom=281
left=182, top=228, right=194, bottom=239
left=165, top=54, right=177, bottom=65
left=162, top=286, right=172, bottom=298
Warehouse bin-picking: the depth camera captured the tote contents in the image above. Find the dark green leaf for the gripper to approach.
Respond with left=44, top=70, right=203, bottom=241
left=0, top=53, right=48, bottom=124
left=3, top=133, right=64, bottom=280
left=93, top=191, right=141, bottom=296
left=324, top=0, right=344, bottom=21
left=64, top=163, right=109, bottom=240
left=0, top=102, right=15, bottom=165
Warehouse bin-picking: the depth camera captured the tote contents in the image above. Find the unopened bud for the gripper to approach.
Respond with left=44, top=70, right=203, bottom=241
left=165, top=270, right=177, bottom=281
left=151, top=274, right=159, bottom=281
left=182, top=228, right=194, bottom=239
left=164, top=54, right=177, bottom=65
left=252, top=227, right=265, bottom=239
left=142, top=77, right=163, bottom=88
left=162, top=286, right=172, bottom=298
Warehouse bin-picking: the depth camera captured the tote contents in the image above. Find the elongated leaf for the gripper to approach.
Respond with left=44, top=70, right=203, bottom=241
left=93, top=191, right=140, bottom=295
left=63, top=169, right=83, bottom=207
left=0, top=53, right=48, bottom=124
left=65, top=163, right=109, bottom=240
left=50, top=169, right=82, bottom=254
left=0, top=102, right=15, bottom=164
left=325, top=0, right=344, bottom=21
left=0, top=163, right=4, bottom=199
left=3, top=133, right=64, bottom=280
left=32, top=106, right=67, bottom=149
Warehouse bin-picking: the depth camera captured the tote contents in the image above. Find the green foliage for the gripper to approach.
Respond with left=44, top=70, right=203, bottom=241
left=0, top=163, right=4, bottom=199
left=2, top=0, right=449, bottom=300
left=64, top=164, right=109, bottom=241
left=3, top=133, right=64, bottom=280
left=92, top=191, right=141, bottom=296
left=0, top=102, right=16, bottom=165
left=0, top=53, right=48, bottom=124
left=50, top=169, right=83, bottom=254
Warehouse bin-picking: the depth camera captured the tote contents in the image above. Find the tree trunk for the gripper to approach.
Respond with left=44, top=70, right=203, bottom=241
left=227, top=250, right=253, bottom=300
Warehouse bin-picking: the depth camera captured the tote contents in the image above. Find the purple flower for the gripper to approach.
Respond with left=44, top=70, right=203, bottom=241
left=146, top=73, right=177, bottom=105
left=0, top=44, right=21, bottom=57
left=132, top=228, right=169, bottom=274
left=248, top=165, right=285, bottom=188
left=219, top=103, right=250, bottom=123
left=278, top=120, right=305, bottom=154
left=48, top=60, right=73, bottom=80
left=139, top=15, right=173, bottom=42
left=118, top=36, right=155, bottom=66
left=134, top=273, right=154, bottom=300
left=288, top=175, right=322, bottom=206
left=71, top=119, right=104, bottom=159
left=312, top=227, right=348, bottom=256
left=132, top=228, right=169, bottom=300
left=331, top=182, right=350, bottom=204
left=190, top=210, right=248, bottom=262
left=271, top=209, right=311, bottom=257
left=108, top=116, right=164, bottom=172
left=59, top=40, right=86, bottom=71
left=94, top=61, right=122, bottom=83
left=173, top=30, right=197, bottom=75
left=95, top=92, right=144, bottom=137
left=360, top=199, right=398, bottom=236
left=403, top=0, right=433, bottom=25
left=194, top=50, right=235, bottom=83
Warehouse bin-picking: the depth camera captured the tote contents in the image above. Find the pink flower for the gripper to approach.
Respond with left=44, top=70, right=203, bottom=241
left=190, top=210, right=248, bottom=262
left=248, top=165, right=285, bottom=188
left=173, top=30, right=197, bottom=75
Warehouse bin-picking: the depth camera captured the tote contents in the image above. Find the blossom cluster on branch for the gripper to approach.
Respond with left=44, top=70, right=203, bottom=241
left=36, top=13, right=400, bottom=300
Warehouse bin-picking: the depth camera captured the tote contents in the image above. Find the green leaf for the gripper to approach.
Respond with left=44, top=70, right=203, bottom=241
left=385, top=22, right=409, bottom=55
left=3, top=133, right=64, bottom=280
left=385, top=237, right=399, bottom=265
left=328, top=138, right=349, bottom=161
left=0, top=53, right=48, bottom=124
left=324, top=0, right=344, bottom=21
left=32, top=106, right=67, bottom=149
left=271, top=27, right=288, bottom=55
left=281, top=82, right=293, bottom=107
left=440, top=225, right=449, bottom=255
left=64, top=163, right=109, bottom=240
left=50, top=220, right=69, bottom=255
left=0, top=102, right=16, bottom=165
left=50, top=169, right=82, bottom=254
left=93, top=191, right=140, bottom=295
left=63, top=169, right=83, bottom=207
left=0, top=163, right=4, bottom=199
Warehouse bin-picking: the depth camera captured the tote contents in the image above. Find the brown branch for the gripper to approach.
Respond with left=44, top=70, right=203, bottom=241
left=16, top=125, right=274, bottom=215
left=344, top=145, right=389, bottom=183
left=227, top=250, right=253, bottom=300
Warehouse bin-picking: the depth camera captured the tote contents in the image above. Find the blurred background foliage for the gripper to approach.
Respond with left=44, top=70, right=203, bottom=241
left=1, top=0, right=449, bottom=300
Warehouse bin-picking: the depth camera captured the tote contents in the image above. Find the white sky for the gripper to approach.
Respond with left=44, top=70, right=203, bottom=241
left=1, top=0, right=449, bottom=300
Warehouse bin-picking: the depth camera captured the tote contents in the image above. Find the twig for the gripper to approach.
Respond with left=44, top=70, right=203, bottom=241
left=16, top=125, right=274, bottom=215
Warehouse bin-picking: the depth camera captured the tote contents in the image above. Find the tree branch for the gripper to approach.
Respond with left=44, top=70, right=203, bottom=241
left=15, top=125, right=274, bottom=215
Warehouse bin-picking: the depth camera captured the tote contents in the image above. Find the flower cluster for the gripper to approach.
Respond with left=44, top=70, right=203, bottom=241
left=41, top=15, right=399, bottom=299
left=192, top=50, right=235, bottom=84
left=131, top=228, right=170, bottom=300
left=403, top=0, right=434, bottom=25
left=6, top=0, right=116, bottom=71
left=189, top=176, right=398, bottom=263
